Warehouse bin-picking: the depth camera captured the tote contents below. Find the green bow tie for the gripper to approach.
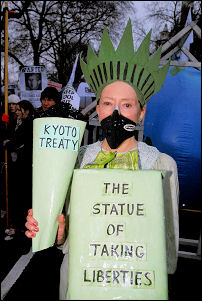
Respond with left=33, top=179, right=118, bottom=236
left=83, top=149, right=139, bottom=170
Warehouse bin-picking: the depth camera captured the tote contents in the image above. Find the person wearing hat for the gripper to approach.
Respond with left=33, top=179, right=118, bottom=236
left=1, top=94, right=19, bottom=123
left=2, top=94, right=20, bottom=143
left=8, top=94, right=20, bottom=116
left=25, top=20, right=179, bottom=299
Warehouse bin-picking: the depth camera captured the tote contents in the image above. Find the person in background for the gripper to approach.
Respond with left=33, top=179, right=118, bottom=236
left=35, top=86, right=60, bottom=117
left=35, top=86, right=85, bottom=120
left=0, top=94, right=19, bottom=228
left=8, top=94, right=20, bottom=117
left=6, top=94, right=20, bottom=139
left=4, top=100, right=35, bottom=240
left=25, top=19, right=179, bottom=299
left=1, top=94, right=19, bottom=121
left=1, top=94, right=20, bottom=140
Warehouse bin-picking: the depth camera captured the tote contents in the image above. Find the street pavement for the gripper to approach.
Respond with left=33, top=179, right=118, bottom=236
left=1, top=211, right=64, bottom=300
left=1, top=209, right=201, bottom=300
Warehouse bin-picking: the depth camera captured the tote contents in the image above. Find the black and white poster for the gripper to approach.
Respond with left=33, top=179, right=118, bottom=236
left=19, top=66, right=47, bottom=108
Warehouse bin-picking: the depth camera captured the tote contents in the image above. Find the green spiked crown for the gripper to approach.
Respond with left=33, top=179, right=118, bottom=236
left=80, top=19, right=170, bottom=107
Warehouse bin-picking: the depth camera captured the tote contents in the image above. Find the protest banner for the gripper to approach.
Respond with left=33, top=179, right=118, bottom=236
left=32, top=117, right=86, bottom=252
left=47, top=80, right=62, bottom=92
left=77, top=82, right=95, bottom=109
left=61, top=84, right=80, bottom=109
left=67, top=169, right=168, bottom=300
left=68, top=54, right=79, bottom=86
left=19, top=65, right=47, bottom=108
left=61, top=54, right=81, bottom=109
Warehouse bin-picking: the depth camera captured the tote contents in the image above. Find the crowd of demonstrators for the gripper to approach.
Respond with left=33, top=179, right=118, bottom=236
left=3, top=99, right=35, bottom=240
left=0, top=94, right=20, bottom=234
left=2, top=87, right=85, bottom=241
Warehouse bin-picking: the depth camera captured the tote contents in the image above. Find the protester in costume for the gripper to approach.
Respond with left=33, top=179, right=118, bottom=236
left=25, top=19, right=179, bottom=299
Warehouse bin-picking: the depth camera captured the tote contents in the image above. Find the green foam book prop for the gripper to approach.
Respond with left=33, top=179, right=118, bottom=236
left=67, top=169, right=168, bottom=300
left=32, top=117, right=86, bottom=252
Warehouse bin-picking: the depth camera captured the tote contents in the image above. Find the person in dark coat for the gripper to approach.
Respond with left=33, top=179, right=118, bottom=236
left=4, top=100, right=35, bottom=239
left=35, top=86, right=85, bottom=120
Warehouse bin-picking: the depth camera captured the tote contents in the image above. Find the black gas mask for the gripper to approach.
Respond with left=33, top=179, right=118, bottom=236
left=100, top=108, right=137, bottom=149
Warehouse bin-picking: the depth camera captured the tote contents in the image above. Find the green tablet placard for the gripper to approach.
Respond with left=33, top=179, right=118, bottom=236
left=32, top=117, right=86, bottom=252
left=67, top=169, right=168, bottom=300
